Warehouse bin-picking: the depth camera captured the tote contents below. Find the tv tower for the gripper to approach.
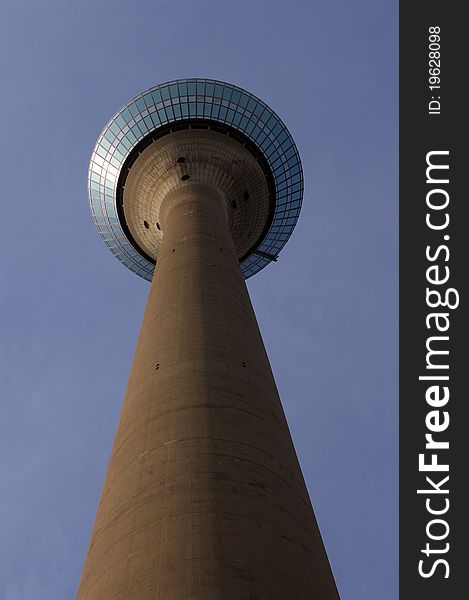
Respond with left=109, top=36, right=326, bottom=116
left=78, top=78, right=339, bottom=599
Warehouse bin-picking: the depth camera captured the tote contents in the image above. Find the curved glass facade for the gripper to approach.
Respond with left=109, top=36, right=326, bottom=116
left=88, top=78, right=303, bottom=281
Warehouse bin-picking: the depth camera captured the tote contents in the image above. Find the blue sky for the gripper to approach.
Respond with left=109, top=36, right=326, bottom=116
left=0, top=1, right=397, bottom=598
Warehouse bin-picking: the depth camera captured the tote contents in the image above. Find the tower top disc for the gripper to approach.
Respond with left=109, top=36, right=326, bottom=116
left=88, top=78, right=303, bottom=281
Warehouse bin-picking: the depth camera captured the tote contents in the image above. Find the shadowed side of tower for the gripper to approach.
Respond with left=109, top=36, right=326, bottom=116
left=77, top=183, right=338, bottom=599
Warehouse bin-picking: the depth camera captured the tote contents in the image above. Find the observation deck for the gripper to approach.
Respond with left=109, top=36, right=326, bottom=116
left=88, top=78, right=303, bottom=281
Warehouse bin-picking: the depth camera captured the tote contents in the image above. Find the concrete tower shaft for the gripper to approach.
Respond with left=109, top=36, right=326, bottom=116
left=77, top=182, right=338, bottom=599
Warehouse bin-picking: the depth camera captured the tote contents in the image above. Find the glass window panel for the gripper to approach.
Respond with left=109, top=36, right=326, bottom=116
left=258, top=109, right=270, bottom=124
left=116, top=140, right=128, bottom=154
left=128, top=102, right=139, bottom=117
left=254, top=103, right=264, bottom=118
left=259, top=136, right=271, bottom=151
left=130, top=124, right=142, bottom=139
left=244, top=120, right=255, bottom=135
left=109, top=122, right=120, bottom=136
left=118, top=136, right=131, bottom=151
left=284, top=147, right=295, bottom=161
left=95, top=146, right=107, bottom=160
left=143, top=93, right=154, bottom=109
left=113, top=149, right=124, bottom=162
left=120, top=108, right=132, bottom=123
left=250, top=124, right=262, bottom=140
left=246, top=98, right=257, bottom=112
left=100, top=137, right=111, bottom=151
left=277, top=130, right=288, bottom=145
left=125, top=130, right=137, bottom=144
left=293, top=170, right=302, bottom=181
left=272, top=122, right=283, bottom=137
left=239, top=116, right=249, bottom=130
left=238, top=94, right=249, bottom=109
left=151, top=89, right=162, bottom=104
left=265, top=146, right=279, bottom=161
left=150, top=110, right=160, bottom=125
left=275, top=172, right=287, bottom=185
left=136, top=98, right=146, bottom=113
left=104, top=130, right=115, bottom=143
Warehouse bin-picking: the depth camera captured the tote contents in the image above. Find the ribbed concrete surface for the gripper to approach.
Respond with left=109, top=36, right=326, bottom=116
left=123, top=129, right=271, bottom=262
left=77, top=183, right=339, bottom=600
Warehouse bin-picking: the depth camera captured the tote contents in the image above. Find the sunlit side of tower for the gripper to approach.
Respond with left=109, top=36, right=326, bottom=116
left=78, top=79, right=339, bottom=599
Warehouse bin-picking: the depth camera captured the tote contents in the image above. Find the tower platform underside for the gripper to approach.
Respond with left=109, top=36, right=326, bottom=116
left=121, top=128, right=273, bottom=266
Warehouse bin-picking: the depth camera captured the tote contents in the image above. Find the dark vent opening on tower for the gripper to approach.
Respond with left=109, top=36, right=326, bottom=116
left=181, top=174, right=190, bottom=181
left=156, top=222, right=161, bottom=230
left=177, top=157, right=186, bottom=163
left=144, top=220, right=149, bottom=229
